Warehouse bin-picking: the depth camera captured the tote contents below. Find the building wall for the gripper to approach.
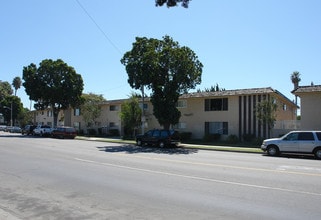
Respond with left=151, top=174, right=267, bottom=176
left=299, top=93, right=321, bottom=130
left=31, top=88, right=298, bottom=139
left=175, top=96, right=240, bottom=139
left=34, top=109, right=64, bottom=127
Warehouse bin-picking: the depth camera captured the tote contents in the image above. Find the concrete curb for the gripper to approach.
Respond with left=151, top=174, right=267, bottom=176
left=76, top=136, right=263, bottom=154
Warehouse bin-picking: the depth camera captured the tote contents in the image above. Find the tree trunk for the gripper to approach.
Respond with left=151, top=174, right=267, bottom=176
left=53, top=107, right=59, bottom=128
left=163, top=122, right=170, bottom=130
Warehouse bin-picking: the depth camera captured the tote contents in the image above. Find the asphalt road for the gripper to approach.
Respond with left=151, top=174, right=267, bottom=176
left=1, top=132, right=321, bottom=220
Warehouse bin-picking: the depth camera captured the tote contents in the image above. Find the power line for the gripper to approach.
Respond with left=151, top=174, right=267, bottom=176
left=75, top=0, right=123, bottom=55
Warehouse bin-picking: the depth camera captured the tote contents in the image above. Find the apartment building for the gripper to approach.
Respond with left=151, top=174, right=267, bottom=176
left=33, top=87, right=298, bottom=139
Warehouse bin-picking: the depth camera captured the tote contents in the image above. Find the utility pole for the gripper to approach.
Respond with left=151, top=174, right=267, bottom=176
left=10, top=102, right=12, bottom=126
left=141, top=85, right=145, bottom=134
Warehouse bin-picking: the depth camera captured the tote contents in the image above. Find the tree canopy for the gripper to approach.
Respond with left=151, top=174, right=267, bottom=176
left=119, top=93, right=142, bottom=137
left=0, top=80, right=13, bottom=101
left=81, top=93, right=106, bottom=128
left=291, top=71, right=301, bottom=90
left=121, top=35, right=203, bottom=129
left=255, top=98, right=278, bottom=138
left=12, top=76, right=22, bottom=96
left=23, top=59, right=84, bottom=127
left=0, top=95, right=23, bottom=126
left=155, top=0, right=190, bottom=8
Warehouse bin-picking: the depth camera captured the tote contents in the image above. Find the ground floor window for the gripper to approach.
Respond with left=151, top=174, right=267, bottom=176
left=73, top=122, right=80, bottom=130
left=205, top=122, right=228, bottom=135
left=173, top=122, right=187, bottom=129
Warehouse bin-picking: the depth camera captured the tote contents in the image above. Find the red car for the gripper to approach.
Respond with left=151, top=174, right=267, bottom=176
left=51, top=126, right=77, bottom=139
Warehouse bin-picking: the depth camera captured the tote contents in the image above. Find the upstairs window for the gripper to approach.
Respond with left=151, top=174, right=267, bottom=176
left=74, top=108, right=80, bottom=116
left=110, top=105, right=119, bottom=111
left=139, top=103, right=148, bottom=110
left=205, top=98, right=228, bottom=111
left=176, top=100, right=187, bottom=108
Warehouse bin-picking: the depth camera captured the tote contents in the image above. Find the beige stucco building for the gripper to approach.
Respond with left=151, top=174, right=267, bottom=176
left=293, top=85, right=321, bottom=130
left=32, top=87, right=297, bottom=140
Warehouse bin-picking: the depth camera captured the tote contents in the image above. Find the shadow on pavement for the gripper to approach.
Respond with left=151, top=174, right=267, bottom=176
left=262, top=153, right=316, bottom=160
left=97, top=144, right=198, bottom=155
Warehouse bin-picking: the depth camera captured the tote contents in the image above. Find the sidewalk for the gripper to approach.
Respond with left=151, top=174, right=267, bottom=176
left=76, top=136, right=263, bottom=154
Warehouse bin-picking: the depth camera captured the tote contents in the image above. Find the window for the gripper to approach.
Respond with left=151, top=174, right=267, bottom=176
left=153, top=130, right=160, bottom=137
left=316, top=132, right=321, bottom=141
left=74, top=108, right=80, bottom=116
left=298, top=132, right=314, bottom=141
left=139, top=103, right=148, bottom=110
left=205, top=98, right=228, bottom=111
left=160, top=130, right=168, bottom=137
left=110, top=105, right=119, bottom=111
left=47, top=110, right=53, bottom=117
left=284, top=132, right=299, bottom=141
left=73, top=122, right=80, bottom=130
left=176, top=100, right=187, bottom=108
left=173, top=122, right=187, bottom=129
left=205, top=122, right=228, bottom=135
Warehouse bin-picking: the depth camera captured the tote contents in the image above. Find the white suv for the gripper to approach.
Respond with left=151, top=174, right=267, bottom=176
left=261, top=131, right=321, bottom=159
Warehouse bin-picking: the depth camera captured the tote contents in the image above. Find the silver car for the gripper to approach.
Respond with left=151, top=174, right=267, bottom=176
left=261, top=131, right=321, bottom=159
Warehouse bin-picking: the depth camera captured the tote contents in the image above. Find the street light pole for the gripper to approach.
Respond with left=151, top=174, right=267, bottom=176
left=141, top=85, right=145, bottom=134
left=10, top=102, right=13, bottom=126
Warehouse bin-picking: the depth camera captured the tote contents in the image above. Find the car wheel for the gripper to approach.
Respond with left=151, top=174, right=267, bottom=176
left=267, top=145, right=279, bottom=156
left=314, top=148, right=321, bottom=160
left=159, top=141, right=165, bottom=148
left=137, top=139, right=142, bottom=146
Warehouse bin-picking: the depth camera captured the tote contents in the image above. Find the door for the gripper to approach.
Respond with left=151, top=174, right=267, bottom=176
left=279, top=132, right=300, bottom=152
left=298, top=132, right=315, bottom=153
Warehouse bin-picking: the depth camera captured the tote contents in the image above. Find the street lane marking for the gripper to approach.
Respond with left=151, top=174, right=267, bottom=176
left=74, top=157, right=321, bottom=197
left=113, top=153, right=321, bottom=177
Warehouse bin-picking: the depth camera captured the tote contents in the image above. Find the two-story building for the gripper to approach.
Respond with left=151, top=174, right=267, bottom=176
left=292, top=85, right=321, bottom=130
left=33, top=87, right=298, bottom=140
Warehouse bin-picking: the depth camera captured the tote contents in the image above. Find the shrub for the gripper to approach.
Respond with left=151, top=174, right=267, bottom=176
left=226, top=134, right=239, bottom=144
left=252, top=137, right=264, bottom=146
left=109, top=128, right=120, bottom=136
left=87, top=128, right=97, bottom=136
left=77, top=129, right=84, bottom=136
left=203, top=133, right=221, bottom=142
left=180, top=132, right=192, bottom=142
left=242, top=133, right=255, bottom=142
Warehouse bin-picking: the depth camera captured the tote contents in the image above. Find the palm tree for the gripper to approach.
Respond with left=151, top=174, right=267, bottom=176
left=12, top=76, right=22, bottom=96
left=291, top=71, right=301, bottom=90
left=291, top=71, right=301, bottom=106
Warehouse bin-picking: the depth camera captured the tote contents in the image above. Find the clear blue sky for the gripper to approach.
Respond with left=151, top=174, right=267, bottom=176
left=1, top=0, right=320, bottom=109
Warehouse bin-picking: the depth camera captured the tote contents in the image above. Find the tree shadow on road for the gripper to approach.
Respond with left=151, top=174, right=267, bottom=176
left=97, top=144, right=198, bottom=155
left=262, top=153, right=317, bottom=160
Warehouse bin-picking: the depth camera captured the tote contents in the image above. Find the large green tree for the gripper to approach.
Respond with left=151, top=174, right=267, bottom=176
left=23, top=59, right=84, bottom=127
left=81, top=93, right=106, bottom=129
left=0, top=95, right=23, bottom=126
left=155, top=0, right=190, bottom=8
left=121, top=36, right=203, bottom=129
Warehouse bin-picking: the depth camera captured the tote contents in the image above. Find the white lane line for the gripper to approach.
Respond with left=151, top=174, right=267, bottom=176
left=277, top=165, right=321, bottom=173
left=118, top=153, right=321, bottom=177
left=74, top=157, right=321, bottom=197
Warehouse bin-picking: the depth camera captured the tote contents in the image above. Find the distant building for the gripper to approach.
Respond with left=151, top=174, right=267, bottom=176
left=292, top=85, right=321, bottom=130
